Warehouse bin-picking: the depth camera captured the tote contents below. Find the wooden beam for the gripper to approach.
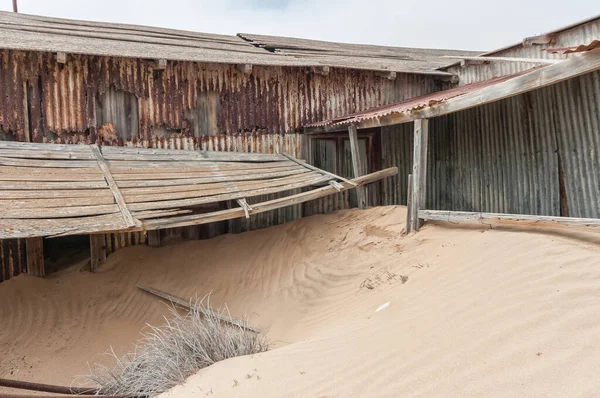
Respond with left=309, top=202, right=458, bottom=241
left=310, top=66, right=330, bottom=75
left=523, top=33, right=557, bottom=48
left=25, top=237, right=44, bottom=277
left=90, top=144, right=139, bottom=228
left=405, top=174, right=413, bottom=234
left=375, top=70, right=397, bottom=80
left=282, top=152, right=356, bottom=186
left=147, top=230, right=161, bottom=247
left=444, top=55, right=561, bottom=65
left=305, top=48, right=600, bottom=134
left=136, top=285, right=261, bottom=333
left=142, top=167, right=398, bottom=230
left=419, top=210, right=600, bottom=230
left=236, top=64, right=253, bottom=74
left=89, top=234, right=106, bottom=272
left=155, top=58, right=167, bottom=69
left=348, top=124, right=366, bottom=209
left=56, top=52, right=67, bottom=64
left=411, top=119, right=428, bottom=231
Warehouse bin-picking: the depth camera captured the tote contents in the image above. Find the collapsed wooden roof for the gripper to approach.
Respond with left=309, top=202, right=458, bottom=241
left=0, top=142, right=396, bottom=239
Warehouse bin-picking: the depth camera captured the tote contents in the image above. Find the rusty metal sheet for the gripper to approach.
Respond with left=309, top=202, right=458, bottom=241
left=545, top=40, right=600, bottom=54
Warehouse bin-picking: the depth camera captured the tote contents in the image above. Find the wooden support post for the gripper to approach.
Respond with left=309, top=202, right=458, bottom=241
left=411, top=119, right=429, bottom=230
left=147, top=230, right=162, bottom=247
left=406, top=174, right=413, bottom=234
left=348, top=124, right=366, bottom=209
left=89, top=234, right=107, bottom=272
left=25, top=237, right=44, bottom=277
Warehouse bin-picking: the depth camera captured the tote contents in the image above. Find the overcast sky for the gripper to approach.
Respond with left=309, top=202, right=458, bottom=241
left=2, top=0, right=596, bottom=51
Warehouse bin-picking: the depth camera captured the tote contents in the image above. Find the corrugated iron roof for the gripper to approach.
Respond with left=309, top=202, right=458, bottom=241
left=306, top=67, right=543, bottom=128
left=0, top=11, right=470, bottom=76
left=545, top=40, right=600, bottom=54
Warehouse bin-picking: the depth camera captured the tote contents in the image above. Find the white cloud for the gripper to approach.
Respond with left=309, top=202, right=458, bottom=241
left=3, top=0, right=596, bottom=51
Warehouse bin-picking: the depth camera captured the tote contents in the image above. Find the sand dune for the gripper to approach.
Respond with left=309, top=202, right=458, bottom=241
left=2, top=206, right=600, bottom=397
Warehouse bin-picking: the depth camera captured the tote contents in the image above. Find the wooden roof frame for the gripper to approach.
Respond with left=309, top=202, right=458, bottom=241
left=304, top=48, right=600, bottom=134
left=0, top=142, right=397, bottom=239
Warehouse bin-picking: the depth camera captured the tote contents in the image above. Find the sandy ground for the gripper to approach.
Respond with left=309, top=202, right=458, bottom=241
left=2, top=206, right=600, bottom=397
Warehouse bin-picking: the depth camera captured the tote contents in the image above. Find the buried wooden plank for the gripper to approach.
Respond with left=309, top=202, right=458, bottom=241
left=136, top=285, right=261, bottom=333
left=91, top=145, right=138, bottom=228
left=128, top=174, right=331, bottom=212
left=142, top=167, right=398, bottom=230
left=418, top=210, right=600, bottom=230
left=116, top=168, right=311, bottom=188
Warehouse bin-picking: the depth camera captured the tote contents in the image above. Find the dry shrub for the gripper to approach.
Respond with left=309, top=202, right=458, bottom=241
left=84, top=298, right=269, bottom=397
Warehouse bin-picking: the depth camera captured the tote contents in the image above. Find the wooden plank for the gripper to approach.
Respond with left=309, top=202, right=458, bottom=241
left=348, top=124, right=366, bottom=209
left=305, top=48, right=600, bottom=134
left=0, top=180, right=110, bottom=190
left=109, top=160, right=295, bottom=173
left=116, top=168, right=310, bottom=188
left=0, top=196, right=117, bottom=208
left=0, top=165, right=104, bottom=175
left=0, top=142, right=92, bottom=151
left=418, top=210, right=600, bottom=230
left=89, top=234, right=106, bottom=272
left=142, top=167, right=398, bottom=230
left=0, top=189, right=113, bottom=199
left=137, top=285, right=261, bottom=333
left=0, top=173, right=107, bottom=182
left=282, top=152, right=355, bottom=186
left=0, top=214, right=129, bottom=239
left=0, top=149, right=95, bottom=160
left=133, top=209, right=193, bottom=220
left=127, top=174, right=330, bottom=212
left=25, top=237, right=44, bottom=277
left=23, top=81, right=31, bottom=142
left=2, top=205, right=120, bottom=219
left=0, top=157, right=99, bottom=168
left=90, top=144, right=138, bottom=228
left=112, top=165, right=302, bottom=181
left=442, top=55, right=561, bottom=64
left=411, top=119, right=428, bottom=231
left=406, top=174, right=413, bottom=234
left=121, top=172, right=325, bottom=202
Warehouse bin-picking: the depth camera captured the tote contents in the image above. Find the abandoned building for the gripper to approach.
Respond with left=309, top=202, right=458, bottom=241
left=0, top=11, right=599, bottom=282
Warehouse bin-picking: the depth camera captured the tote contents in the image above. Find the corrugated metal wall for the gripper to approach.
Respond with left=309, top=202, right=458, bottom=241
left=381, top=70, right=600, bottom=218
left=446, top=18, right=600, bottom=85
left=0, top=49, right=443, bottom=281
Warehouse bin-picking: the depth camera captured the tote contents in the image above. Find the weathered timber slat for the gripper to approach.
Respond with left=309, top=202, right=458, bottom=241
left=0, top=180, right=109, bottom=190
left=0, top=157, right=99, bottom=168
left=116, top=168, right=310, bottom=188
left=112, top=165, right=303, bottom=181
left=122, top=172, right=326, bottom=203
left=0, top=214, right=130, bottom=239
left=0, top=189, right=113, bottom=199
left=142, top=167, right=398, bottom=230
left=133, top=209, right=193, bottom=220
left=128, top=175, right=331, bottom=212
left=108, top=160, right=296, bottom=173
left=2, top=205, right=120, bottom=219
left=0, top=196, right=117, bottom=208
left=91, top=145, right=138, bottom=228
left=282, top=152, right=356, bottom=186
left=0, top=149, right=95, bottom=160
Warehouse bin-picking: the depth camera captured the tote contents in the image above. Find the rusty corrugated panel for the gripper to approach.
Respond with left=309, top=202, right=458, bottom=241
left=0, top=51, right=442, bottom=142
left=447, top=19, right=600, bottom=85
left=545, top=39, right=600, bottom=54
left=0, top=238, right=26, bottom=283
